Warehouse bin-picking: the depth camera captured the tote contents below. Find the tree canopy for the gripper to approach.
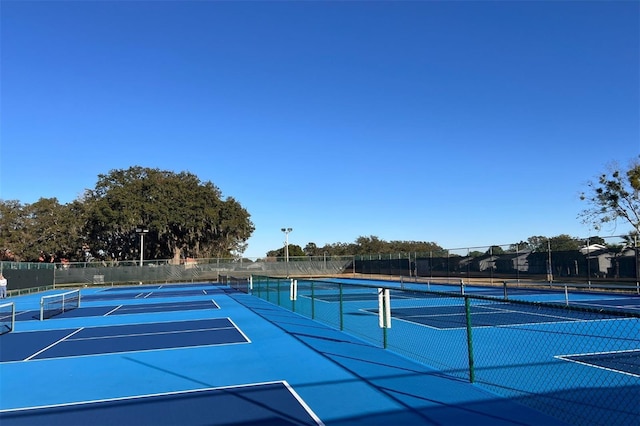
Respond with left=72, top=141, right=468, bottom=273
left=270, top=236, right=447, bottom=258
left=0, top=166, right=254, bottom=262
left=3, top=159, right=639, bottom=262
left=580, top=157, right=640, bottom=236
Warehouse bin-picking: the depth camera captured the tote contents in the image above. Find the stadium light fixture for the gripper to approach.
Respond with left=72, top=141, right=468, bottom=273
left=281, top=227, right=293, bottom=277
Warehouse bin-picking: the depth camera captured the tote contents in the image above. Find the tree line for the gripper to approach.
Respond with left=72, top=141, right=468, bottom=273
left=265, top=234, right=637, bottom=260
left=0, top=167, right=254, bottom=263
left=1, top=157, right=638, bottom=263
left=268, top=156, right=640, bottom=259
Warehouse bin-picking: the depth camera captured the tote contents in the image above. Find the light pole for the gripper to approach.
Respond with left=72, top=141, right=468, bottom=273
left=281, top=227, right=293, bottom=277
left=135, top=226, right=149, bottom=267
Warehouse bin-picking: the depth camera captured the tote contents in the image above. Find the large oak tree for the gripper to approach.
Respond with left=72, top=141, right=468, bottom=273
left=83, top=166, right=254, bottom=262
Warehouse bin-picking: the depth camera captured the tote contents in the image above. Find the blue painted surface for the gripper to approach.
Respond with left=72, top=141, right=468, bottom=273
left=0, top=282, right=580, bottom=425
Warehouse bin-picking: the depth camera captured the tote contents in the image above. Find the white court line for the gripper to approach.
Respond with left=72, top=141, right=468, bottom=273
left=226, top=317, right=252, bottom=344
left=104, top=305, right=123, bottom=316
left=473, top=304, right=584, bottom=322
left=555, top=349, right=640, bottom=378
left=298, top=295, right=331, bottom=304
left=0, top=380, right=324, bottom=425
left=108, top=300, right=220, bottom=313
left=67, top=326, right=240, bottom=342
left=363, top=305, right=612, bottom=331
left=283, top=380, right=325, bottom=426
left=24, top=328, right=85, bottom=361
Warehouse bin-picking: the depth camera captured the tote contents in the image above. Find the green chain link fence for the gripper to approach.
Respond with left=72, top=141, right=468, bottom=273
left=234, top=275, right=640, bottom=426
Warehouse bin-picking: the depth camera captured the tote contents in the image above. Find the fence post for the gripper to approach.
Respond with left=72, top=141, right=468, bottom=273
left=464, top=296, right=475, bottom=383
left=311, top=281, right=315, bottom=319
left=339, top=283, right=344, bottom=331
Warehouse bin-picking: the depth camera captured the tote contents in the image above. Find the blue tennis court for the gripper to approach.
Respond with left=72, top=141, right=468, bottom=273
left=12, top=299, right=220, bottom=321
left=0, top=317, right=248, bottom=362
left=558, top=349, right=640, bottom=377
left=366, top=302, right=621, bottom=329
left=83, top=288, right=221, bottom=301
left=0, top=381, right=319, bottom=425
left=1, top=280, right=638, bottom=425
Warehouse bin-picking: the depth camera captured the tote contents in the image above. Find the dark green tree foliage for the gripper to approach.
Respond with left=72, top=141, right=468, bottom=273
left=487, top=245, right=505, bottom=255
left=580, top=157, right=640, bottom=235
left=270, top=236, right=446, bottom=257
left=0, top=200, right=28, bottom=261
left=84, top=167, right=254, bottom=262
left=548, top=234, right=582, bottom=252
left=28, top=198, right=88, bottom=261
left=267, top=244, right=305, bottom=259
left=0, top=198, right=86, bottom=261
left=303, top=242, right=319, bottom=256
left=509, top=241, right=531, bottom=252
left=586, top=236, right=606, bottom=246
left=355, top=236, right=386, bottom=254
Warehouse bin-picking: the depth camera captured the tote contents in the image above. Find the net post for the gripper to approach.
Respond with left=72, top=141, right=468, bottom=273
left=464, top=296, right=475, bottom=383
left=460, top=279, right=465, bottom=295
left=40, top=297, right=44, bottom=321
left=503, top=281, right=508, bottom=300
left=10, top=302, right=15, bottom=332
left=291, top=279, right=297, bottom=312
left=378, top=288, right=391, bottom=349
left=289, top=278, right=294, bottom=301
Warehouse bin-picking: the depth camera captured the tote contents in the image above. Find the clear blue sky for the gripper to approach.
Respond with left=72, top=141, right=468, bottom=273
left=1, top=1, right=638, bottom=258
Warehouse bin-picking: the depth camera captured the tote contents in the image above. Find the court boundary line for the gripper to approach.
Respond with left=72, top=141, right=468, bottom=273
left=14, top=315, right=232, bottom=333
left=357, top=306, right=633, bottom=331
left=102, top=299, right=221, bottom=317
left=282, top=381, right=325, bottom=426
left=24, top=327, right=85, bottom=361
left=7, top=339, right=252, bottom=365
left=555, top=349, right=640, bottom=378
left=6, top=317, right=252, bottom=364
left=227, top=317, right=252, bottom=343
left=0, top=379, right=323, bottom=425
left=104, top=305, right=123, bottom=316
left=66, top=325, right=240, bottom=342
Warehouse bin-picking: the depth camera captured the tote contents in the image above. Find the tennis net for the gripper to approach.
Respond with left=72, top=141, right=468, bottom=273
left=40, top=289, right=81, bottom=320
left=0, top=302, right=15, bottom=334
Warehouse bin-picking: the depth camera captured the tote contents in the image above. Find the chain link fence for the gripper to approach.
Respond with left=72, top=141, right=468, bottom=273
left=354, top=235, right=639, bottom=293
left=1, top=232, right=637, bottom=294
left=238, top=276, right=640, bottom=426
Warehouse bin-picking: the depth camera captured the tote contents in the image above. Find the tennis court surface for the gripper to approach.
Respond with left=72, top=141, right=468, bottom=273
left=0, top=280, right=636, bottom=425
